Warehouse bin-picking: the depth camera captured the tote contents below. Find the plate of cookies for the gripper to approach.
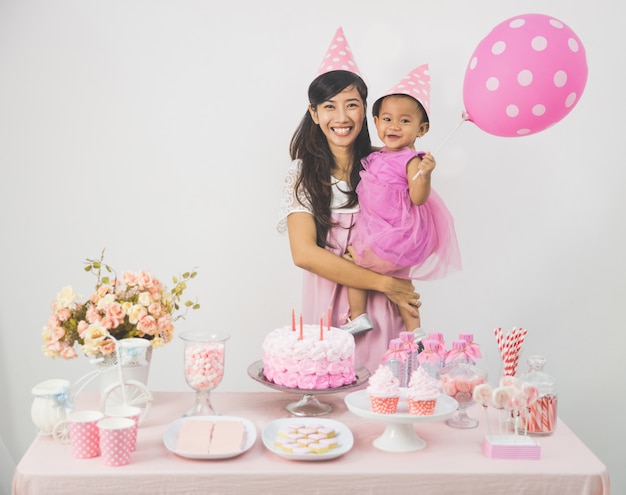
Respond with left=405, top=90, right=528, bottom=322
left=262, top=417, right=353, bottom=461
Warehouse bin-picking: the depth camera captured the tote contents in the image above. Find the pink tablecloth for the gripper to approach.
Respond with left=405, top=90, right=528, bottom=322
left=13, top=391, right=610, bottom=495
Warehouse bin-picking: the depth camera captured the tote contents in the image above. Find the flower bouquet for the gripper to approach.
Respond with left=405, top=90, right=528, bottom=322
left=42, top=251, right=200, bottom=360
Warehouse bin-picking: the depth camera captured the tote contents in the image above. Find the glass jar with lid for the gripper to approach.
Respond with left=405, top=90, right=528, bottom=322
left=518, top=355, right=558, bottom=436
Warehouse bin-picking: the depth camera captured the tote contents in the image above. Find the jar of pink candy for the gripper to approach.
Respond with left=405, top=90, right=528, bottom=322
left=517, top=355, right=558, bottom=436
left=180, top=330, right=230, bottom=416
left=438, top=339, right=487, bottom=429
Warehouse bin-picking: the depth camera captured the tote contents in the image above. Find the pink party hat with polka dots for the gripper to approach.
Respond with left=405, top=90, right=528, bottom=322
left=377, top=64, right=431, bottom=119
left=317, top=27, right=361, bottom=76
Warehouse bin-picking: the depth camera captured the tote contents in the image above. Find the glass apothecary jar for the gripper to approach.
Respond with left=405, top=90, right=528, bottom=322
left=518, top=355, right=558, bottom=436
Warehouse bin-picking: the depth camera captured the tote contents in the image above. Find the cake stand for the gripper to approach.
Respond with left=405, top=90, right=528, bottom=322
left=247, top=360, right=370, bottom=417
left=344, top=389, right=458, bottom=452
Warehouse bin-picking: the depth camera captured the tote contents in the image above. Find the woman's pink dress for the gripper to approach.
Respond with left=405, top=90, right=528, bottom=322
left=278, top=160, right=405, bottom=375
left=352, top=147, right=461, bottom=280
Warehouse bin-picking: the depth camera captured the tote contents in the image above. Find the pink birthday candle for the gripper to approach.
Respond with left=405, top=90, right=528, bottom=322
left=327, top=308, right=331, bottom=331
left=319, top=317, right=324, bottom=341
left=299, top=314, right=303, bottom=341
left=292, top=308, right=296, bottom=331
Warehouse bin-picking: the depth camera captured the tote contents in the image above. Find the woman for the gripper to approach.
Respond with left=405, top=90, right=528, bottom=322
left=277, top=68, right=421, bottom=374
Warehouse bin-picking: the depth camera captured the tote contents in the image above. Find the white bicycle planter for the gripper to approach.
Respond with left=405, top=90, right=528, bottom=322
left=47, top=338, right=153, bottom=443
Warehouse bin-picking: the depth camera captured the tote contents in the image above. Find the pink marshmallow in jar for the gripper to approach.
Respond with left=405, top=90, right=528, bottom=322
left=184, top=343, right=225, bottom=390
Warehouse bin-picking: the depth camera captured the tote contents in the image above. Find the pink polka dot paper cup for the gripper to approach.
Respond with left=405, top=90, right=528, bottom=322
left=68, top=410, right=105, bottom=459
left=105, top=405, right=141, bottom=451
left=97, top=417, right=135, bottom=466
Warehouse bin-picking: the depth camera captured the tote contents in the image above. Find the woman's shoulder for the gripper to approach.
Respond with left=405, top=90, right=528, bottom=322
left=285, top=158, right=302, bottom=174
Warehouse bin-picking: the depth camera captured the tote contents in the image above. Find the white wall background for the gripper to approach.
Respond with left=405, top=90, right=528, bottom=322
left=1, top=0, right=623, bottom=493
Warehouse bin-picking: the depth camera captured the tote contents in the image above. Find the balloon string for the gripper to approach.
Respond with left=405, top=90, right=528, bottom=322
left=412, top=117, right=467, bottom=181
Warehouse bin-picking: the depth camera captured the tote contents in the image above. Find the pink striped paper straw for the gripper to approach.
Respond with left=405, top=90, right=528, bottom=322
left=511, top=327, right=527, bottom=375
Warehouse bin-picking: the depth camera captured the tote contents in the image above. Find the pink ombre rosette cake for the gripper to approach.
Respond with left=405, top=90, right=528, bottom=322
left=367, top=365, right=400, bottom=414
left=407, top=367, right=441, bottom=415
left=262, top=325, right=356, bottom=390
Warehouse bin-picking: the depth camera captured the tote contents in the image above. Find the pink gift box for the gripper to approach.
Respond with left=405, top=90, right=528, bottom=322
left=482, top=435, right=541, bottom=460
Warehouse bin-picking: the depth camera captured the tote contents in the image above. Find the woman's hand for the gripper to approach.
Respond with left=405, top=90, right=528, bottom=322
left=383, top=277, right=421, bottom=318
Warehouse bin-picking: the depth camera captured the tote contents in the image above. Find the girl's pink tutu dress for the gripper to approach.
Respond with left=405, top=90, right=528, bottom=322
left=352, top=147, right=461, bottom=280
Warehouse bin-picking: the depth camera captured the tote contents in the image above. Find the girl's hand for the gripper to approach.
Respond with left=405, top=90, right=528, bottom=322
left=417, top=152, right=436, bottom=176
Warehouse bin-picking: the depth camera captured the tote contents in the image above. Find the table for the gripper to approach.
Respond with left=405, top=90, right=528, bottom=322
left=13, top=391, right=610, bottom=495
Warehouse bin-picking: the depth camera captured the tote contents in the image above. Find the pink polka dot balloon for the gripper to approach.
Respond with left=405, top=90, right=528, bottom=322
left=463, top=13, right=588, bottom=137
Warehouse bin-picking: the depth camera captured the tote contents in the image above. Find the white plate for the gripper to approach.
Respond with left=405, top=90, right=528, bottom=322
left=344, top=388, right=458, bottom=424
left=262, top=417, right=353, bottom=461
left=163, top=415, right=257, bottom=460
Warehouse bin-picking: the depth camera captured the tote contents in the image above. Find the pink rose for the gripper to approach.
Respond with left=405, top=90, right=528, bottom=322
left=157, top=314, right=172, bottom=333
left=121, top=271, right=138, bottom=287
left=137, top=271, right=155, bottom=290
left=99, top=340, right=116, bottom=355
left=137, top=314, right=157, bottom=335
left=148, top=302, right=162, bottom=316
left=77, top=320, right=89, bottom=335
left=86, top=306, right=102, bottom=324
left=51, top=326, right=66, bottom=341
left=100, top=316, right=116, bottom=330
left=47, top=341, right=62, bottom=352
left=60, top=346, right=78, bottom=359
left=106, top=302, right=125, bottom=323
left=56, top=308, right=71, bottom=322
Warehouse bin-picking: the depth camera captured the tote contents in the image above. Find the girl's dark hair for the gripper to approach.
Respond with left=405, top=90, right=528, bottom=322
left=289, top=70, right=371, bottom=248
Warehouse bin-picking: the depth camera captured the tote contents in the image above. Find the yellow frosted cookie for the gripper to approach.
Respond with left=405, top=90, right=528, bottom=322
left=309, top=442, right=330, bottom=454
left=316, top=427, right=336, bottom=438
left=277, top=428, right=296, bottom=438
left=319, top=438, right=338, bottom=449
left=280, top=442, right=299, bottom=453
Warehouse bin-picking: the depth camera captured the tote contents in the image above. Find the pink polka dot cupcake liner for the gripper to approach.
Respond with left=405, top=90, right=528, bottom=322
left=369, top=396, right=399, bottom=414
left=408, top=398, right=437, bottom=416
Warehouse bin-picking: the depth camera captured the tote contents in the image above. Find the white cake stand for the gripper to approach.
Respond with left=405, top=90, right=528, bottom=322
left=344, top=389, right=458, bottom=452
left=247, top=360, right=370, bottom=417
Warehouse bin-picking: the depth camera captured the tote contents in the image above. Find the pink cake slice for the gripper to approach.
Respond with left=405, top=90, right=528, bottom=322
left=208, top=421, right=246, bottom=454
left=177, top=420, right=214, bottom=453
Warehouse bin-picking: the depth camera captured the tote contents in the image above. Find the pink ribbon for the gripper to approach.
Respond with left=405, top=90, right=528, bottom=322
left=401, top=340, right=418, bottom=353
left=381, top=347, right=407, bottom=363
left=445, top=348, right=473, bottom=364
left=417, top=349, right=441, bottom=365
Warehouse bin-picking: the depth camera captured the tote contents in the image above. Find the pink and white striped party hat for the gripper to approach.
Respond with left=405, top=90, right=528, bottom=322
left=377, top=64, right=431, bottom=119
left=317, top=27, right=361, bottom=76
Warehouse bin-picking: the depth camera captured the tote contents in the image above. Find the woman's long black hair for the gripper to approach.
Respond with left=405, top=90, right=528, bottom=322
left=289, top=70, right=371, bottom=248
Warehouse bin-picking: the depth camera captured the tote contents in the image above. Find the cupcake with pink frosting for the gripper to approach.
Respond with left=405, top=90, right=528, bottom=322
left=407, top=367, right=441, bottom=415
left=367, top=365, right=400, bottom=414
